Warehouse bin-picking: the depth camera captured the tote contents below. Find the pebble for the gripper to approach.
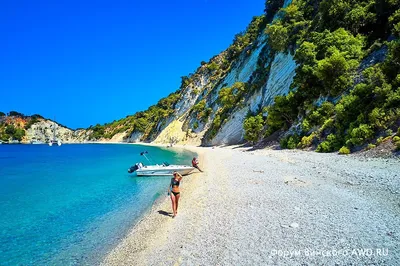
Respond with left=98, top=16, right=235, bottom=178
left=290, top=222, right=299, bottom=228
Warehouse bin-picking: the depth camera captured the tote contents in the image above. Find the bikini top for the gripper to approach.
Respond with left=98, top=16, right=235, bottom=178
left=171, top=178, right=180, bottom=187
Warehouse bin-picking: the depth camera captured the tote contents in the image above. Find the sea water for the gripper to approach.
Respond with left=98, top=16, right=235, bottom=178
left=0, top=144, right=196, bottom=265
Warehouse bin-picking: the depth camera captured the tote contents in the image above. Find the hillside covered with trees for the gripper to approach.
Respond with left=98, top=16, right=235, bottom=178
left=244, top=0, right=400, bottom=153
left=5, top=0, right=400, bottom=155
left=90, top=0, right=398, bottom=155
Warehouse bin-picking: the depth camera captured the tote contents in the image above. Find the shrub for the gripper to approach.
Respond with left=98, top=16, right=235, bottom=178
left=9, top=111, right=24, bottom=117
left=265, top=92, right=298, bottom=135
left=25, top=117, right=40, bottom=130
left=265, top=0, right=285, bottom=22
left=0, top=133, right=9, bottom=142
left=315, top=49, right=357, bottom=96
left=367, top=144, right=376, bottom=150
left=280, top=134, right=301, bottom=149
left=320, top=118, right=334, bottom=132
left=218, top=82, right=247, bottom=110
left=316, top=134, right=342, bottom=152
left=346, top=124, right=374, bottom=146
left=207, top=62, right=219, bottom=71
left=193, top=121, right=199, bottom=130
left=383, top=136, right=392, bottom=142
left=5, top=125, right=16, bottom=135
left=265, top=21, right=288, bottom=52
left=338, top=146, right=351, bottom=155
left=243, top=115, right=264, bottom=144
left=193, top=100, right=206, bottom=113
left=298, top=133, right=317, bottom=148
left=13, top=129, right=25, bottom=141
left=393, top=135, right=400, bottom=150
left=301, top=119, right=312, bottom=132
left=376, top=136, right=384, bottom=145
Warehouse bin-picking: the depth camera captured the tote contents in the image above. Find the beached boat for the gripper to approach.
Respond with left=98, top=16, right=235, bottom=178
left=129, top=163, right=194, bottom=176
left=127, top=151, right=194, bottom=176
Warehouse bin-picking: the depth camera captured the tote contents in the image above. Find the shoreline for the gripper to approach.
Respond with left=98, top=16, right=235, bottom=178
left=101, top=144, right=206, bottom=265
left=102, top=145, right=400, bottom=265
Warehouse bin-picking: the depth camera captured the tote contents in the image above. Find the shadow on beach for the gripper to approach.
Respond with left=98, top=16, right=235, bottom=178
left=157, top=210, right=173, bottom=217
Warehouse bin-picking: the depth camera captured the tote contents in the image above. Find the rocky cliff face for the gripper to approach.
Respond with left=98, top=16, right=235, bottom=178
left=0, top=115, right=91, bottom=143
left=25, top=120, right=90, bottom=143
left=130, top=1, right=296, bottom=146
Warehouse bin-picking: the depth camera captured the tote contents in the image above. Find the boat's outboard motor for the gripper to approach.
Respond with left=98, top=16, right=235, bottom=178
left=128, top=164, right=139, bottom=173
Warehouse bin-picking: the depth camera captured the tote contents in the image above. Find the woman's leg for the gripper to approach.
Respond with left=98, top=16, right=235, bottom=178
left=175, top=194, right=180, bottom=214
left=195, top=165, right=203, bottom=172
left=170, top=193, right=176, bottom=216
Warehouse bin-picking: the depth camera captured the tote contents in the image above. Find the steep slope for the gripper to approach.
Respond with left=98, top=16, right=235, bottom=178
left=149, top=0, right=400, bottom=155
left=99, top=1, right=295, bottom=146
left=131, top=0, right=298, bottom=146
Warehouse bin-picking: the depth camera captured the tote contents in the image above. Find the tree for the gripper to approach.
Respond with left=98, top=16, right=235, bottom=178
left=265, top=92, right=299, bottom=135
left=0, top=133, right=9, bottom=142
left=207, top=62, right=219, bottom=71
left=218, top=82, right=247, bottom=109
left=9, top=111, right=24, bottom=117
left=0, top=112, right=5, bottom=117
left=266, top=21, right=288, bottom=52
left=219, top=87, right=235, bottom=109
left=90, top=124, right=105, bottom=139
left=244, top=115, right=264, bottom=144
left=13, top=129, right=25, bottom=141
left=314, top=49, right=357, bottom=96
left=265, top=0, right=285, bottom=22
left=180, top=76, right=190, bottom=89
left=5, top=125, right=16, bottom=135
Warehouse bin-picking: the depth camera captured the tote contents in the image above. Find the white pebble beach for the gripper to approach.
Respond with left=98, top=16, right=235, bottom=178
left=102, top=145, right=400, bottom=265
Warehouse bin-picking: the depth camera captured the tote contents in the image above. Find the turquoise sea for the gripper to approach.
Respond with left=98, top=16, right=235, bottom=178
left=0, top=144, right=195, bottom=265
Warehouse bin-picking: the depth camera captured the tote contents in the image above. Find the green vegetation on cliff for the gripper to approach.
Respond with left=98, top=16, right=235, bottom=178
left=87, top=91, right=181, bottom=141
left=244, top=0, right=400, bottom=153
left=0, top=112, right=28, bottom=142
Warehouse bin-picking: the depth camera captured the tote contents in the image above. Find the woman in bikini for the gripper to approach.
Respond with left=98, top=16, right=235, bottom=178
left=168, top=171, right=183, bottom=218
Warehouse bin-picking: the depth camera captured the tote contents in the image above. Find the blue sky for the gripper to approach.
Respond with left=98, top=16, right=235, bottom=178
left=1, top=0, right=264, bottom=129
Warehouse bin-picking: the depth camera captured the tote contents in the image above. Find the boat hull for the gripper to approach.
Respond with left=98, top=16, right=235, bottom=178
left=48, top=140, right=62, bottom=146
left=136, top=165, right=195, bottom=176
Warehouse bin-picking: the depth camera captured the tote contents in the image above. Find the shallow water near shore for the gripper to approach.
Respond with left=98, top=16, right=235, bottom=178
left=0, top=144, right=195, bottom=265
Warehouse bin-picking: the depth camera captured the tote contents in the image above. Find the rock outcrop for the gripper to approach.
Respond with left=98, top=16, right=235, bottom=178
left=25, top=120, right=90, bottom=143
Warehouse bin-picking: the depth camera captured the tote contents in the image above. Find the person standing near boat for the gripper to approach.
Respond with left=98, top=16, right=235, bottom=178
left=168, top=172, right=183, bottom=218
left=192, top=157, right=203, bottom=172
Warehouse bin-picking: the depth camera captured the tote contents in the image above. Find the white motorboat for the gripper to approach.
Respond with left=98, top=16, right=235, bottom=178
left=128, top=151, right=194, bottom=176
left=130, top=164, right=194, bottom=176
